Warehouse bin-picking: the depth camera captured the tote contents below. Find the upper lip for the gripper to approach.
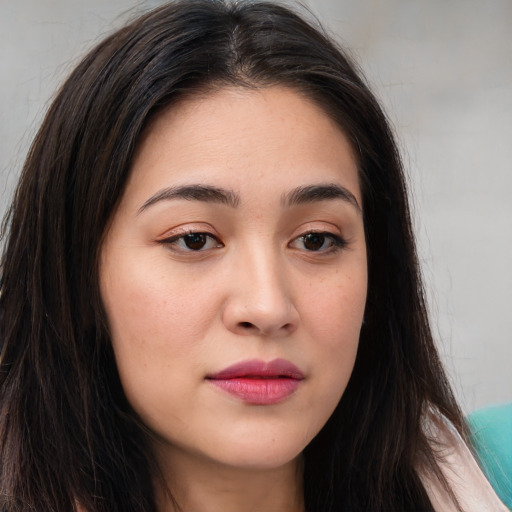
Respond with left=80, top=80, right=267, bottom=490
left=207, top=358, right=304, bottom=380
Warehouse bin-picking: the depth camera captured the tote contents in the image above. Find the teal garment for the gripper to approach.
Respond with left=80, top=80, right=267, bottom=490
left=468, top=402, right=512, bottom=510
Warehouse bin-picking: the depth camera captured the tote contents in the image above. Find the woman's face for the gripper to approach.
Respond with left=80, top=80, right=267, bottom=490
left=100, top=86, right=367, bottom=472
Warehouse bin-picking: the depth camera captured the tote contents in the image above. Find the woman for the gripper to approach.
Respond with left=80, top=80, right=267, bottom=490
left=0, top=1, right=506, bottom=511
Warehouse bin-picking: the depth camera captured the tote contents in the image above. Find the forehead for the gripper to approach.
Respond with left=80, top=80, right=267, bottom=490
left=126, top=85, right=361, bottom=208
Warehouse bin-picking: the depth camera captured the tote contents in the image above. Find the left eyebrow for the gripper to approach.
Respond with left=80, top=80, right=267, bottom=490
left=282, top=184, right=361, bottom=213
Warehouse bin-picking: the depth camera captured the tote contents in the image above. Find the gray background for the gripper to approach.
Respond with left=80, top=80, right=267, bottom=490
left=1, top=0, right=511, bottom=413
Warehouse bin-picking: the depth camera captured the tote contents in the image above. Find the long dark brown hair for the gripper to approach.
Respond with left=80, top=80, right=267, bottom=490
left=0, top=1, right=468, bottom=510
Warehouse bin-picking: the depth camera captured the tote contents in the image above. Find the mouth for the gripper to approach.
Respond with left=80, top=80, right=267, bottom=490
left=206, top=358, right=304, bottom=405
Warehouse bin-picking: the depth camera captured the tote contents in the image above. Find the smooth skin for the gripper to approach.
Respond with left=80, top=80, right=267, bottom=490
left=100, top=86, right=368, bottom=512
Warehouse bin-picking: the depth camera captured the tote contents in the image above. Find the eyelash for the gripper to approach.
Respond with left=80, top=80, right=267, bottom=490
left=289, top=231, right=347, bottom=254
left=158, top=230, right=347, bottom=254
left=159, top=231, right=223, bottom=252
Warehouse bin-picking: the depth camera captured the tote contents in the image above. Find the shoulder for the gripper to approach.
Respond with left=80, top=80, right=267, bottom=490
left=418, top=413, right=509, bottom=512
left=468, top=403, right=512, bottom=509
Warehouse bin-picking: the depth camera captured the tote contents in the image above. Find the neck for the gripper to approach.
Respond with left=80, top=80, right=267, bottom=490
left=154, top=445, right=305, bottom=512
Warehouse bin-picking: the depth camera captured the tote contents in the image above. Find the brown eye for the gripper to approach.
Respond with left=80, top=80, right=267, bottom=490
left=289, top=231, right=346, bottom=253
left=302, top=233, right=326, bottom=251
left=183, top=233, right=208, bottom=250
left=160, top=232, right=223, bottom=252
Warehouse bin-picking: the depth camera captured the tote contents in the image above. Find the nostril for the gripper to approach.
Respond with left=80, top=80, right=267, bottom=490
left=240, top=321, right=254, bottom=329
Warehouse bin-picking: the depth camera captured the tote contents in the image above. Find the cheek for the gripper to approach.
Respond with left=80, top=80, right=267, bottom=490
left=304, top=269, right=367, bottom=344
left=100, top=256, right=223, bottom=428
left=100, top=254, right=221, bottom=391
left=300, top=268, right=367, bottom=395
left=103, top=254, right=214, bottom=340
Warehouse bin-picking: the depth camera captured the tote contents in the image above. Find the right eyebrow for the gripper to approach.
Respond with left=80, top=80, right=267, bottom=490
left=137, top=184, right=240, bottom=214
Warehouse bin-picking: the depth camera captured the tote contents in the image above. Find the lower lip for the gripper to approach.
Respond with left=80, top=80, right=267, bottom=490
left=208, top=377, right=301, bottom=405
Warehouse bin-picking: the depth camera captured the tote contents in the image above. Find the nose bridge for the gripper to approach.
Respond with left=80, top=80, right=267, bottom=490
left=246, top=244, right=287, bottom=307
left=223, top=239, right=298, bottom=336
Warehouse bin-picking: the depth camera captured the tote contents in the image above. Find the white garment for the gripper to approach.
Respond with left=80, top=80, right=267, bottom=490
left=419, top=417, right=508, bottom=512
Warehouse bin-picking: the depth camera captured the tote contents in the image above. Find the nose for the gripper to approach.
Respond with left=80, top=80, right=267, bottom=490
left=222, top=250, right=299, bottom=338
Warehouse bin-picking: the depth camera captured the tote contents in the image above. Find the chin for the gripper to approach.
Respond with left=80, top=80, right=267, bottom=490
left=214, top=446, right=304, bottom=472
left=201, top=427, right=312, bottom=471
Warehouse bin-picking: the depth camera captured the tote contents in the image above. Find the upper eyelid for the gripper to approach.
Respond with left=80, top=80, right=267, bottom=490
left=157, top=224, right=219, bottom=240
left=158, top=232, right=223, bottom=254
left=159, top=228, right=341, bottom=239
left=155, top=220, right=346, bottom=241
left=160, top=231, right=221, bottom=244
left=162, top=230, right=216, bottom=239
left=291, top=231, right=346, bottom=245
left=290, top=226, right=344, bottom=243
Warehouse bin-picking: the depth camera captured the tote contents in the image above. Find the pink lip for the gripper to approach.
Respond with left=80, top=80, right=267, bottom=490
left=207, top=358, right=304, bottom=405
